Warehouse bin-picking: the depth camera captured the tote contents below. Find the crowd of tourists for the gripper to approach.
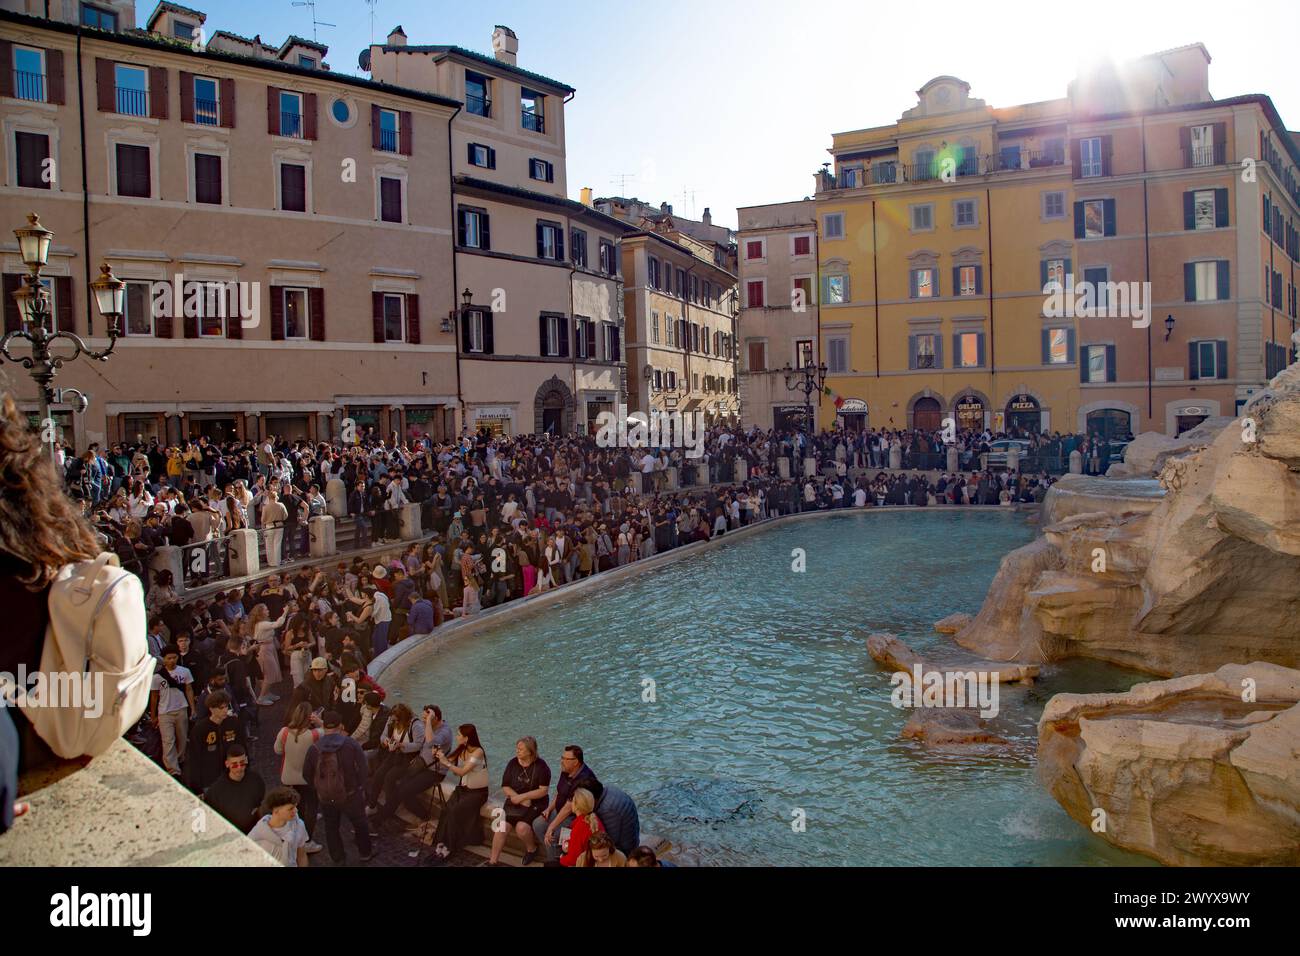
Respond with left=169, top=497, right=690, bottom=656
left=140, top=576, right=659, bottom=867
left=115, top=420, right=1076, bottom=865
left=54, top=421, right=1093, bottom=596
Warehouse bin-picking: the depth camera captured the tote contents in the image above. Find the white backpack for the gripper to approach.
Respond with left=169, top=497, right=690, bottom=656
left=29, top=553, right=154, bottom=759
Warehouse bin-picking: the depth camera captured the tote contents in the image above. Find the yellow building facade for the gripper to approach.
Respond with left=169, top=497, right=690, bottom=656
left=813, top=76, right=1077, bottom=434
left=809, top=49, right=1300, bottom=439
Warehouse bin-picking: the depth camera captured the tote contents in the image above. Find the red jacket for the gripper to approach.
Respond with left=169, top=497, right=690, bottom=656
left=560, top=813, right=604, bottom=867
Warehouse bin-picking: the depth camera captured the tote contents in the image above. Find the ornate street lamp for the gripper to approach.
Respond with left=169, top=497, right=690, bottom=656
left=1, top=214, right=123, bottom=457
left=784, top=357, right=828, bottom=452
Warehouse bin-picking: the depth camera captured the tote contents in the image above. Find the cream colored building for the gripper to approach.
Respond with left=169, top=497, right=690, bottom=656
left=592, top=196, right=740, bottom=423
left=735, top=199, right=821, bottom=429
left=0, top=1, right=460, bottom=447
left=365, top=25, right=634, bottom=436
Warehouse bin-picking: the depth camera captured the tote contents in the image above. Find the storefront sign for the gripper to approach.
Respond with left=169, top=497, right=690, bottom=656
left=838, top=398, right=868, bottom=413
left=473, top=406, right=514, bottom=420
left=1009, top=395, right=1038, bottom=411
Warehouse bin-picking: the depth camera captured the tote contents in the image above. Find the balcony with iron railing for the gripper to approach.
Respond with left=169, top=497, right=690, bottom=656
left=194, top=96, right=218, bottom=126
left=13, top=69, right=45, bottom=102
left=280, top=110, right=303, bottom=138
left=466, top=94, right=491, bottom=117
left=522, top=110, right=544, bottom=133
left=819, top=148, right=1069, bottom=191
left=115, top=86, right=148, bottom=116
left=1184, top=143, right=1228, bottom=168
left=987, top=147, right=1066, bottom=172
left=378, top=127, right=398, bottom=152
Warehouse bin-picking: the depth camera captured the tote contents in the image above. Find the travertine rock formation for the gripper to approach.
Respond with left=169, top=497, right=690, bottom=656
left=866, top=633, right=1038, bottom=682
left=902, top=710, right=1008, bottom=746
left=933, top=613, right=972, bottom=634
left=1037, top=662, right=1300, bottom=865
left=954, top=363, right=1300, bottom=677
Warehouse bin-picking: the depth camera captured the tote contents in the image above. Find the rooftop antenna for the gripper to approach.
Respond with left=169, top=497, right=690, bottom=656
left=680, top=187, right=698, bottom=219
left=290, top=1, right=336, bottom=43
left=609, top=173, right=637, bottom=195
left=365, top=0, right=378, bottom=44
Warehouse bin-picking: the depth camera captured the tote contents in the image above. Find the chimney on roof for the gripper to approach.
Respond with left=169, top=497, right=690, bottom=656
left=580, top=187, right=593, bottom=207
left=387, top=25, right=407, bottom=47
left=702, top=207, right=712, bottom=226
left=661, top=202, right=672, bottom=214
left=492, top=26, right=518, bottom=66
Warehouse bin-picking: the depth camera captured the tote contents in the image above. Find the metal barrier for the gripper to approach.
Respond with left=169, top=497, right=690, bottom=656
left=180, top=538, right=228, bottom=587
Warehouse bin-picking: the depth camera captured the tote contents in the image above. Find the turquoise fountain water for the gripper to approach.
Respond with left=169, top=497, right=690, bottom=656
left=386, top=510, right=1155, bottom=866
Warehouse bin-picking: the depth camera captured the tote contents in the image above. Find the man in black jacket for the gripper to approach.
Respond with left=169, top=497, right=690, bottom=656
left=185, top=691, right=245, bottom=794
left=203, top=745, right=265, bottom=833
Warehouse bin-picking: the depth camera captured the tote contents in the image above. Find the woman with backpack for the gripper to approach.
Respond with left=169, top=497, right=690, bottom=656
left=0, top=392, right=151, bottom=778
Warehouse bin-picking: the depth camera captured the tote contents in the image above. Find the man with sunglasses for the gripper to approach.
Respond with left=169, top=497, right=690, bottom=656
left=203, top=745, right=266, bottom=834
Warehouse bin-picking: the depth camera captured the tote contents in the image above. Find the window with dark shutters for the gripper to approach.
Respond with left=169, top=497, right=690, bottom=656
left=379, top=176, right=402, bottom=222
left=115, top=143, right=150, bottom=197
left=281, top=163, right=306, bottom=211
left=15, top=132, right=50, bottom=189
left=194, top=153, right=221, bottom=204
left=399, top=111, right=412, bottom=155
left=585, top=319, right=597, bottom=359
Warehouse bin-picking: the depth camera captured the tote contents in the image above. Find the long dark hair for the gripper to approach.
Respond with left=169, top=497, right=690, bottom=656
left=0, top=392, right=99, bottom=588
left=448, top=723, right=483, bottom=763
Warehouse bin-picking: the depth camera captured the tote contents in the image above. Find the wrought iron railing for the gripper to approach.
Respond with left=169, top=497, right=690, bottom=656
left=14, top=69, right=45, bottom=102
left=115, top=86, right=148, bottom=116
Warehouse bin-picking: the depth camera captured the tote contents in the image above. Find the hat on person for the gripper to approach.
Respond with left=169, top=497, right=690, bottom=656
left=372, top=565, right=387, bottom=579
left=311, top=657, right=327, bottom=670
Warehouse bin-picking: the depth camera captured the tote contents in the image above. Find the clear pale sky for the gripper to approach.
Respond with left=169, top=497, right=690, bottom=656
left=188, top=0, right=1300, bottom=228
